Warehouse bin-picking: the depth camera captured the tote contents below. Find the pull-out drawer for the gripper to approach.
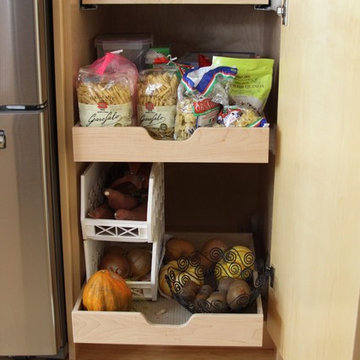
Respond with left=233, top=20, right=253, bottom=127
left=72, top=232, right=264, bottom=347
left=72, top=126, right=270, bottom=163
left=72, top=292, right=263, bottom=346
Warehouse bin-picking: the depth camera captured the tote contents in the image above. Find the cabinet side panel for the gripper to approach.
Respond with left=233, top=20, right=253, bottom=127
left=53, top=1, right=123, bottom=358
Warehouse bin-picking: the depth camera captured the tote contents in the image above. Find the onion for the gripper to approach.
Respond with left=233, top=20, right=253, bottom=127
left=104, top=245, right=125, bottom=257
left=165, top=237, right=196, bottom=263
left=127, top=248, right=151, bottom=280
left=200, top=238, right=228, bottom=269
left=226, top=279, right=251, bottom=310
left=98, top=253, right=131, bottom=279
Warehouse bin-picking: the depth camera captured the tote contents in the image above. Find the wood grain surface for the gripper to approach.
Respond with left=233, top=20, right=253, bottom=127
left=52, top=1, right=279, bottom=359
left=267, top=0, right=360, bottom=359
left=72, top=126, right=270, bottom=163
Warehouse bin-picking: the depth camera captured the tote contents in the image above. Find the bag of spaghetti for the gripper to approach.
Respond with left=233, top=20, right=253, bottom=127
left=174, top=65, right=237, bottom=140
left=137, top=67, right=179, bottom=139
left=77, top=51, right=138, bottom=127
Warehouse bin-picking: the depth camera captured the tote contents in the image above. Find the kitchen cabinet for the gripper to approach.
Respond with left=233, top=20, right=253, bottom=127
left=52, top=1, right=360, bottom=360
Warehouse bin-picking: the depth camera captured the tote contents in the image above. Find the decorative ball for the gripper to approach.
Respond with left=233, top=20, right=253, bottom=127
left=214, top=245, right=255, bottom=281
left=159, top=258, right=205, bottom=298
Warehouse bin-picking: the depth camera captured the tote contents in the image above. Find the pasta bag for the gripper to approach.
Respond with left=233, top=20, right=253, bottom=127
left=212, top=57, right=274, bottom=114
left=77, top=52, right=138, bottom=127
left=217, top=106, right=269, bottom=128
left=175, top=87, right=221, bottom=141
left=174, top=65, right=237, bottom=140
left=137, top=68, right=179, bottom=140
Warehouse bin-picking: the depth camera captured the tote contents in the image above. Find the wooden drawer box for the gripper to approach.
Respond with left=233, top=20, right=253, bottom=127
left=72, top=295, right=263, bottom=346
left=72, top=233, right=264, bottom=347
left=72, top=126, right=270, bottom=163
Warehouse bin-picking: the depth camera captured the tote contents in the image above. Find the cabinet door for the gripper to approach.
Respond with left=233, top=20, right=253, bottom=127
left=268, top=1, right=360, bottom=359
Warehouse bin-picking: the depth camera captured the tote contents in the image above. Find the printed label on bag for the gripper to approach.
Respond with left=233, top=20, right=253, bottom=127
left=195, top=108, right=220, bottom=127
left=138, top=104, right=176, bottom=129
left=192, top=99, right=220, bottom=128
left=79, top=102, right=132, bottom=127
left=138, top=104, right=176, bottom=139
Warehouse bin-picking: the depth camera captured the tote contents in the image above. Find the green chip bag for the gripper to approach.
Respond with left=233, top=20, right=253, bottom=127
left=212, top=57, right=274, bottom=113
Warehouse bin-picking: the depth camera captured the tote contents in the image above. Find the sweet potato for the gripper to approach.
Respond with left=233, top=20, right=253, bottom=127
left=110, top=174, right=144, bottom=191
left=114, top=201, right=147, bottom=221
left=88, top=203, right=114, bottom=219
left=137, top=163, right=151, bottom=189
left=128, top=162, right=142, bottom=175
left=104, top=188, right=139, bottom=210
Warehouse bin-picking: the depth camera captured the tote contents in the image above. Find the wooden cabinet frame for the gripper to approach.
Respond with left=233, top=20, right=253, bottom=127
left=52, top=1, right=360, bottom=360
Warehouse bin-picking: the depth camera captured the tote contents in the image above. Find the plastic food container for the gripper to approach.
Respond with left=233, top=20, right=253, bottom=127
left=95, top=34, right=153, bottom=70
left=178, top=51, right=256, bottom=67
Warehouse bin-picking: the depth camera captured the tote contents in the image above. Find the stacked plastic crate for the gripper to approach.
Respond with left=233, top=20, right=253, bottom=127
left=80, top=162, right=165, bottom=300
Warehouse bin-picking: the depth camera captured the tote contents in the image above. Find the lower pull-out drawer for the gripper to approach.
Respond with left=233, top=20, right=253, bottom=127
left=72, top=293, right=263, bottom=346
left=72, top=232, right=264, bottom=346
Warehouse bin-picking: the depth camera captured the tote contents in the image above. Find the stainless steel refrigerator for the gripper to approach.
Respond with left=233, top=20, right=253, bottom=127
left=0, top=0, right=67, bottom=357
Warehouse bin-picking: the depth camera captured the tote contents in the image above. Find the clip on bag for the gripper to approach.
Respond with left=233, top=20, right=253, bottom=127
left=77, top=51, right=138, bottom=127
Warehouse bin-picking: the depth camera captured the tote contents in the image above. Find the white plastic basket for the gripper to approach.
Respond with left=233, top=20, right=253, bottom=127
left=83, top=238, right=163, bottom=301
left=81, top=162, right=164, bottom=242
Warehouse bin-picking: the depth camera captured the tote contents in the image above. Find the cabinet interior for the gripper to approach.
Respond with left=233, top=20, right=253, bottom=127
left=67, top=3, right=280, bottom=309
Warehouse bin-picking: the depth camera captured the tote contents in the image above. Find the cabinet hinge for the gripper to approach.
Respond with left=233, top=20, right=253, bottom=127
left=255, top=0, right=289, bottom=26
left=254, top=257, right=275, bottom=290
left=80, top=1, right=98, bottom=10
left=265, top=265, right=275, bottom=288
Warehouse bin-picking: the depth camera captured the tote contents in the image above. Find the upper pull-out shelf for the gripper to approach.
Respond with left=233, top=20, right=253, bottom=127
left=81, top=1, right=268, bottom=5
left=72, top=125, right=269, bottom=163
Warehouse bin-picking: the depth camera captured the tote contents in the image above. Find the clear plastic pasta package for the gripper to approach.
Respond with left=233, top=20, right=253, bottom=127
left=216, top=106, right=269, bottom=128
left=175, top=92, right=221, bottom=141
left=137, top=68, right=179, bottom=140
left=174, top=65, right=237, bottom=140
left=77, top=52, right=138, bottom=127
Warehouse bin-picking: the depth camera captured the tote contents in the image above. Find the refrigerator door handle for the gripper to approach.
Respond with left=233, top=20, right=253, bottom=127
left=0, top=130, right=5, bottom=149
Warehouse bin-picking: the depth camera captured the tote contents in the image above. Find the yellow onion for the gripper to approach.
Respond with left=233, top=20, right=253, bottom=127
left=99, top=253, right=131, bottom=279
left=127, top=248, right=151, bottom=280
left=164, top=237, right=196, bottom=263
left=200, top=238, right=228, bottom=269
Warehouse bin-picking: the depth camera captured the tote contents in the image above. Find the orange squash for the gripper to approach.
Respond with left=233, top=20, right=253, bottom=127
left=82, top=269, right=132, bottom=311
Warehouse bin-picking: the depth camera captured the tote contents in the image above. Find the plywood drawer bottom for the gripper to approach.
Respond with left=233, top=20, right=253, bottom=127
left=72, top=290, right=263, bottom=346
